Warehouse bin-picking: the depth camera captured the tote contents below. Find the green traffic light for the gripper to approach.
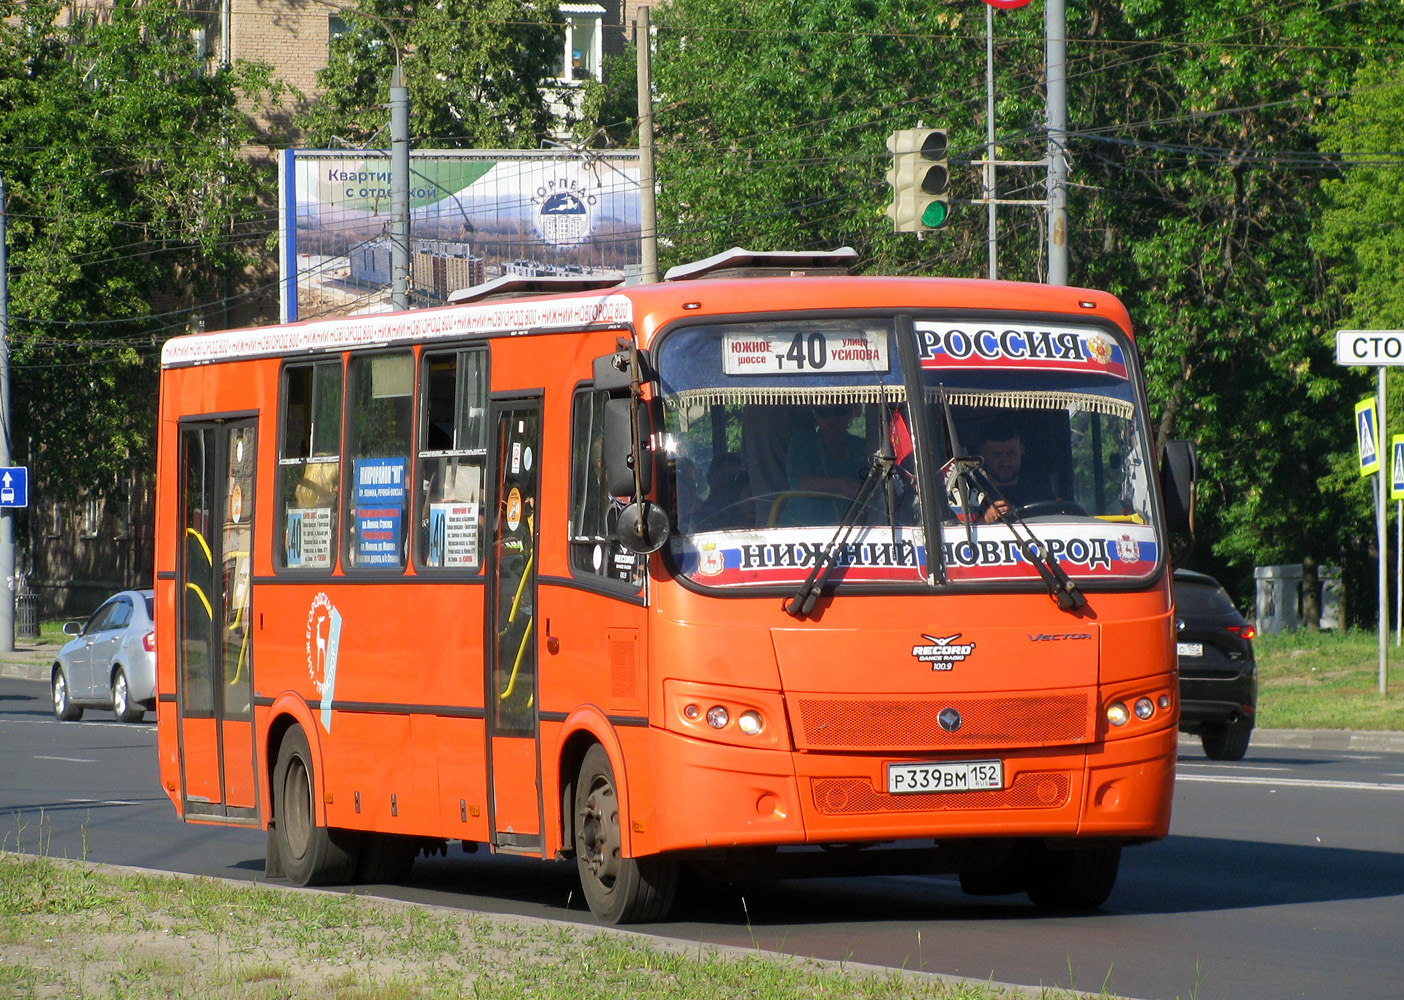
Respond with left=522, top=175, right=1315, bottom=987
left=921, top=202, right=948, bottom=228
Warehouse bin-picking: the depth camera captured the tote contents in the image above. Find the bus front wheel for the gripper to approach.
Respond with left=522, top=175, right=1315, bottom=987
left=1025, top=844, right=1121, bottom=911
left=574, top=744, right=676, bottom=924
left=272, top=726, right=360, bottom=886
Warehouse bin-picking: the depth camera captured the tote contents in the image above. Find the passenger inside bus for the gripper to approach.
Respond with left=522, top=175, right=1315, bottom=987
left=781, top=403, right=870, bottom=524
left=690, top=453, right=751, bottom=530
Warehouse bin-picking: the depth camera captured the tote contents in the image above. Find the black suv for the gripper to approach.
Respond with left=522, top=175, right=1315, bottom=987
left=1173, top=569, right=1258, bottom=760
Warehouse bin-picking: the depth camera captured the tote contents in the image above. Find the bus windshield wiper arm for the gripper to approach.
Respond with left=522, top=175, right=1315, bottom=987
left=784, top=443, right=894, bottom=620
left=967, top=465, right=1087, bottom=612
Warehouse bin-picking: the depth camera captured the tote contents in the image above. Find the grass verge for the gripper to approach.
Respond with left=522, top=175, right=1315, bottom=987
left=1254, top=628, right=1404, bottom=730
left=0, top=853, right=1127, bottom=1000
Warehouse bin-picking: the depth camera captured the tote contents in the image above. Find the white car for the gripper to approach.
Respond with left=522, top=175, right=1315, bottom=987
left=51, top=590, right=156, bottom=723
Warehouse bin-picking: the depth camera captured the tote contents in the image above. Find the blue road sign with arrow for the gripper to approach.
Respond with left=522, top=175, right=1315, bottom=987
left=0, top=467, right=29, bottom=508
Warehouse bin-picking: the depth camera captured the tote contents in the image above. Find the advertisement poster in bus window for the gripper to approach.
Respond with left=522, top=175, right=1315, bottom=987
left=428, top=502, right=480, bottom=568
left=285, top=507, right=332, bottom=569
left=277, top=149, right=642, bottom=323
left=353, top=458, right=406, bottom=566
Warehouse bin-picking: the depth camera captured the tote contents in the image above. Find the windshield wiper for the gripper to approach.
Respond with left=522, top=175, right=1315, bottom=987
left=783, top=438, right=895, bottom=620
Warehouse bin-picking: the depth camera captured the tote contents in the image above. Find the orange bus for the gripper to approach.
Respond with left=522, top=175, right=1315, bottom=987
left=155, top=249, right=1195, bottom=923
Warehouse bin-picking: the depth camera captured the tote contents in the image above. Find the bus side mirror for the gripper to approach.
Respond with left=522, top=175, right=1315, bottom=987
left=604, top=397, right=653, bottom=497
left=1160, top=439, right=1197, bottom=536
left=592, top=347, right=653, bottom=392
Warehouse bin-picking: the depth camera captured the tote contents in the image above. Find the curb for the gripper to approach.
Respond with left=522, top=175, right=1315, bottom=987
left=0, top=650, right=58, bottom=684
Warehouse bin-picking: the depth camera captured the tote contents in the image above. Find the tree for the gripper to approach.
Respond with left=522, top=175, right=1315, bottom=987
left=645, top=0, right=1404, bottom=607
left=1315, top=61, right=1404, bottom=332
left=649, top=0, right=1033, bottom=276
left=1065, top=0, right=1402, bottom=600
left=295, top=0, right=566, bottom=149
left=0, top=0, right=281, bottom=500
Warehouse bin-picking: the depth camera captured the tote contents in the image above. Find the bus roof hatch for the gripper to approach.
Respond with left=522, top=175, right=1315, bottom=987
left=447, top=272, right=625, bottom=305
left=663, top=247, right=858, bottom=282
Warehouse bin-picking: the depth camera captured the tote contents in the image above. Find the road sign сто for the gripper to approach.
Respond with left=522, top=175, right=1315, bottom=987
left=1336, top=330, right=1404, bottom=366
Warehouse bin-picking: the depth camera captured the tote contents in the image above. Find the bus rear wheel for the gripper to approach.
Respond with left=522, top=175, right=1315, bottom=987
left=356, top=833, right=417, bottom=885
left=574, top=744, right=676, bottom=924
left=272, top=726, right=359, bottom=886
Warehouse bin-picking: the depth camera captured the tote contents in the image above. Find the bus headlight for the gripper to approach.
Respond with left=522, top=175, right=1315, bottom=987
left=737, top=711, right=764, bottom=736
left=1134, top=697, right=1155, bottom=720
left=1106, top=702, right=1129, bottom=727
left=706, top=705, right=730, bottom=729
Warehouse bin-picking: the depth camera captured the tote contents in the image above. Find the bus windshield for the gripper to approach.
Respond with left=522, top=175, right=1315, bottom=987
left=657, top=316, right=1159, bottom=591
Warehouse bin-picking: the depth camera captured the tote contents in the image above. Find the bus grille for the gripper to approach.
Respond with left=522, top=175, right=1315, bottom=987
left=793, top=693, right=1092, bottom=751
left=812, top=772, right=1071, bottom=815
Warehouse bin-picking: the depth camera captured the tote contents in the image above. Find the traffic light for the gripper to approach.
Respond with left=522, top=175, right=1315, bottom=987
left=885, top=128, right=950, bottom=232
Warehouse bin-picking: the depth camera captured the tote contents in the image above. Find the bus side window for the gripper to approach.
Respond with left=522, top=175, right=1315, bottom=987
left=276, top=360, right=342, bottom=572
left=344, top=351, right=414, bottom=571
left=416, top=348, right=488, bottom=571
left=568, top=387, right=643, bottom=589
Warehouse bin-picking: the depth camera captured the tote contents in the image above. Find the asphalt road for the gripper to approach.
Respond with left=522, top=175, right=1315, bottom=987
left=4, top=675, right=1404, bottom=1000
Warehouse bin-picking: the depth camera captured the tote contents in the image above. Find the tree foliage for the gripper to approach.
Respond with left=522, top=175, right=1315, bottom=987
left=645, top=0, right=1404, bottom=604
left=295, top=0, right=566, bottom=149
left=1315, top=60, right=1404, bottom=332
left=0, top=0, right=278, bottom=500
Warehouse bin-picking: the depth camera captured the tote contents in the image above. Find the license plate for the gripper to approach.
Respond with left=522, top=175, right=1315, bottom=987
left=887, top=759, right=1003, bottom=794
left=1177, top=642, right=1204, bottom=657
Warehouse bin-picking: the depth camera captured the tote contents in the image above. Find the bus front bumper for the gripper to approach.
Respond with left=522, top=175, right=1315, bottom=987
left=645, top=724, right=1176, bottom=854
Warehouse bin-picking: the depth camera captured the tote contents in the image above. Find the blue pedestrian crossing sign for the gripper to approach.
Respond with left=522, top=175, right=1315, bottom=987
left=1392, top=436, right=1404, bottom=501
left=1356, top=397, right=1381, bottom=477
left=0, top=466, right=28, bottom=508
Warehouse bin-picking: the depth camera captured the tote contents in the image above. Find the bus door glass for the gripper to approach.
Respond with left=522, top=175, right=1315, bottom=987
left=486, top=398, right=543, bottom=851
left=176, top=420, right=258, bottom=821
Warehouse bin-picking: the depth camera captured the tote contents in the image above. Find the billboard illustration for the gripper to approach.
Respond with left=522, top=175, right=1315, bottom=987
left=278, top=149, right=642, bottom=322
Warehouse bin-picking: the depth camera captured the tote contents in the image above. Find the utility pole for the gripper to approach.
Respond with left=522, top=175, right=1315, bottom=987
left=1045, top=0, right=1069, bottom=285
left=390, top=64, right=411, bottom=310
left=985, top=3, right=997, bottom=280
left=635, top=5, right=658, bottom=284
left=0, top=174, right=13, bottom=652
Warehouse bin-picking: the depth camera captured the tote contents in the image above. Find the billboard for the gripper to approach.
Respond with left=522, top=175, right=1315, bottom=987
left=278, top=149, right=642, bottom=322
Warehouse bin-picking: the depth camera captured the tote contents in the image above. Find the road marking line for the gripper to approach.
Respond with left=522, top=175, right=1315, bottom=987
left=1178, top=774, right=1404, bottom=793
left=34, top=755, right=96, bottom=763
left=1180, top=763, right=1292, bottom=772
left=64, top=798, right=142, bottom=806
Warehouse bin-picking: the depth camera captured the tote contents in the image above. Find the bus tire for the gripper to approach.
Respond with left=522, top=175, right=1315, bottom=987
left=272, top=726, right=359, bottom=886
left=1025, top=844, right=1120, bottom=911
left=574, top=744, right=676, bottom=924
left=355, top=833, right=417, bottom=885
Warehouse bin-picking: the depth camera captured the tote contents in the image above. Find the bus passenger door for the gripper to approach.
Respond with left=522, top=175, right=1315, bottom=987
left=176, top=419, right=259, bottom=824
left=486, top=398, right=543, bottom=853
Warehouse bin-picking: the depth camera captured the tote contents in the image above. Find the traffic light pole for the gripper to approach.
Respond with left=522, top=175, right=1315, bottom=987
left=985, top=3, right=997, bottom=280
left=1045, top=0, right=1069, bottom=285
